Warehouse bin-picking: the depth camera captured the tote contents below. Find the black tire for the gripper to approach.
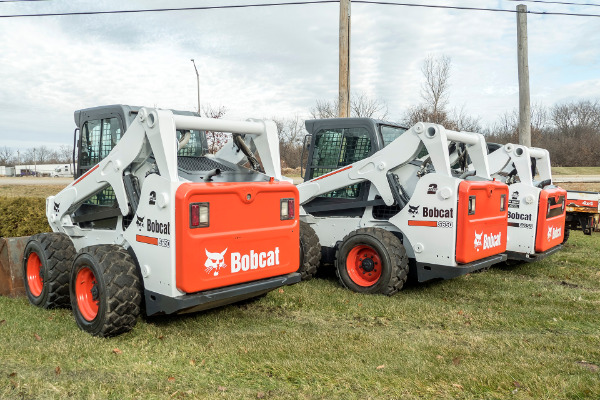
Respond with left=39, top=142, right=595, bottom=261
left=562, top=227, right=570, bottom=244
left=22, top=232, right=75, bottom=308
left=70, top=245, right=142, bottom=337
left=335, top=228, right=408, bottom=296
left=298, top=221, right=321, bottom=280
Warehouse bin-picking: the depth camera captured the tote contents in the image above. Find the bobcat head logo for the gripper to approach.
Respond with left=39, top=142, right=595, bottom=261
left=474, top=231, right=483, bottom=250
left=408, top=205, right=420, bottom=216
left=53, top=202, right=60, bottom=213
left=136, top=215, right=145, bottom=231
left=547, top=226, right=553, bottom=241
left=205, top=248, right=228, bottom=276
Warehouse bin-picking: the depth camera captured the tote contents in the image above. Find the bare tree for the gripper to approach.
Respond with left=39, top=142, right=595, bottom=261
left=309, top=99, right=339, bottom=119
left=309, top=93, right=389, bottom=120
left=58, top=145, right=73, bottom=164
left=449, top=106, right=482, bottom=132
left=351, top=93, right=388, bottom=119
left=421, top=54, right=451, bottom=121
left=0, top=146, right=14, bottom=166
left=201, top=104, right=229, bottom=153
left=550, top=99, right=600, bottom=135
left=272, top=115, right=306, bottom=169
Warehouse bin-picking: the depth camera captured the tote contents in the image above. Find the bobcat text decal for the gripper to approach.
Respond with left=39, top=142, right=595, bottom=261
left=508, top=211, right=532, bottom=221
left=422, top=206, right=453, bottom=218
left=547, top=226, right=562, bottom=241
left=474, top=231, right=502, bottom=251
left=204, top=247, right=281, bottom=275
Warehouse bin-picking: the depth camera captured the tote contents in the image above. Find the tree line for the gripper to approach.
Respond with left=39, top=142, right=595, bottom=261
left=0, top=145, right=73, bottom=167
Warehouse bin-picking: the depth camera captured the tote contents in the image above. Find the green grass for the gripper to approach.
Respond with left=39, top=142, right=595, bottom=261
left=1, top=231, right=599, bottom=399
left=552, top=167, right=600, bottom=176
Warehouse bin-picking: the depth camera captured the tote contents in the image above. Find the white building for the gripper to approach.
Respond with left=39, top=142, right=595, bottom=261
left=15, top=163, right=73, bottom=177
left=0, top=166, right=15, bottom=176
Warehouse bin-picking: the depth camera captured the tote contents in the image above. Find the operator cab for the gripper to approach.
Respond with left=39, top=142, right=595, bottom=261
left=302, top=118, right=409, bottom=217
left=71, top=104, right=269, bottom=230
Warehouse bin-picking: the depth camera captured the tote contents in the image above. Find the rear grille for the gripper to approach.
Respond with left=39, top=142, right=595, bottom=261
left=178, top=156, right=234, bottom=172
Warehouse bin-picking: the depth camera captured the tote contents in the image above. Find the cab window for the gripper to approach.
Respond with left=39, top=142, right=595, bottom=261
left=309, top=127, right=371, bottom=199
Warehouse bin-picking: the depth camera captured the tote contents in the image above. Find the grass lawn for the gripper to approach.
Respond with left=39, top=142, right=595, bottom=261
left=0, top=185, right=66, bottom=199
left=552, top=167, right=600, bottom=176
left=1, top=231, right=599, bottom=399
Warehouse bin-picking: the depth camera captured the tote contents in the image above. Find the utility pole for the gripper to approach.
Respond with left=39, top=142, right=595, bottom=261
left=191, top=59, right=201, bottom=115
left=517, top=4, right=531, bottom=147
left=339, top=0, right=351, bottom=118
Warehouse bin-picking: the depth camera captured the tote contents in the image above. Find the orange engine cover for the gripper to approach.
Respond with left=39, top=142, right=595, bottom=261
left=175, top=181, right=299, bottom=293
left=455, top=180, right=509, bottom=264
left=535, top=187, right=566, bottom=252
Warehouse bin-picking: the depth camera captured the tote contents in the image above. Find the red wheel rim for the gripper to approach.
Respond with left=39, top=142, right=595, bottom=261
left=346, top=245, right=382, bottom=287
left=26, top=252, right=43, bottom=297
left=75, top=267, right=99, bottom=321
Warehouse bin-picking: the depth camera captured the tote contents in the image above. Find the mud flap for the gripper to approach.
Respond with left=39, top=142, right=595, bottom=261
left=0, top=236, right=30, bottom=297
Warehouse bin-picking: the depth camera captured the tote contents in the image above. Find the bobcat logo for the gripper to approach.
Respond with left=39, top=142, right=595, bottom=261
left=474, top=231, right=483, bottom=251
left=205, top=248, right=228, bottom=276
left=408, top=205, right=420, bottom=216
left=547, top=226, right=553, bottom=241
left=136, top=215, right=145, bottom=231
left=53, top=202, right=60, bottom=213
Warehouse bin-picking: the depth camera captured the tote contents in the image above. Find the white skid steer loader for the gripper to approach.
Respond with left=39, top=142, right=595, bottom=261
left=297, top=119, right=509, bottom=295
left=482, top=143, right=566, bottom=260
left=22, top=105, right=301, bottom=337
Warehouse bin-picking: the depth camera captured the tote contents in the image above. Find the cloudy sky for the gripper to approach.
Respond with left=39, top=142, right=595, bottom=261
left=0, top=0, right=599, bottom=152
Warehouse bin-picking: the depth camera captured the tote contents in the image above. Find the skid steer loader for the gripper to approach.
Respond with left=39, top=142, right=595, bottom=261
left=479, top=143, right=566, bottom=261
left=22, top=105, right=301, bottom=337
left=297, top=118, right=509, bottom=295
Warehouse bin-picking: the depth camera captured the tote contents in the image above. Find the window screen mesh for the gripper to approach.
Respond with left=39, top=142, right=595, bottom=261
left=309, top=127, right=371, bottom=199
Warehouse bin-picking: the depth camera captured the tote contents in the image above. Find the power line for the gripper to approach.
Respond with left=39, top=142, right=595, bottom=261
left=505, top=0, right=600, bottom=7
left=353, top=0, right=600, bottom=17
left=1, top=1, right=334, bottom=18
left=1, top=0, right=600, bottom=18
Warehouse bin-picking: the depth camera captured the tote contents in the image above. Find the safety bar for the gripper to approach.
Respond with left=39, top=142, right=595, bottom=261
left=445, top=130, right=480, bottom=146
left=172, top=115, right=265, bottom=136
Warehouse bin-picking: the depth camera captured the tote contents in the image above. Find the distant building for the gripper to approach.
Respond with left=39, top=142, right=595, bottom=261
left=0, top=166, right=15, bottom=176
left=15, top=164, right=73, bottom=177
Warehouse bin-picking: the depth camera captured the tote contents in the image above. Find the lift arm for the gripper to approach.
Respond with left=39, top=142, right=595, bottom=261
left=487, top=143, right=552, bottom=186
left=298, top=122, right=491, bottom=206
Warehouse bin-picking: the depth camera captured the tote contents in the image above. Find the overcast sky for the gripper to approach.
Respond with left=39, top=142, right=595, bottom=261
left=0, top=0, right=599, bottom=152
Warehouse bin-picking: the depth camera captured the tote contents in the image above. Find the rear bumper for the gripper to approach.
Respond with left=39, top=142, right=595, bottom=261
left=416, top=254, right=507, bottom=282
left=505, top=244, right=563, bottom=263
left=144, top=272, right=301, bottom=316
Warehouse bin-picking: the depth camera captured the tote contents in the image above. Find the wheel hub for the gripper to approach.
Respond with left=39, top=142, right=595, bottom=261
left=360, top=256, right=375, bottom=272
left=346, top=245, right=382, bottom=287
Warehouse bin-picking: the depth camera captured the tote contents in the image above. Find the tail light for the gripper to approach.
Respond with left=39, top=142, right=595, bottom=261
left=500, top=194, right=506, bottom=212
left=281, top=198, right=295, bottom=220
left=468, top=195, right=476, bottom=215
left=190, top=202, right=209, bottom=228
